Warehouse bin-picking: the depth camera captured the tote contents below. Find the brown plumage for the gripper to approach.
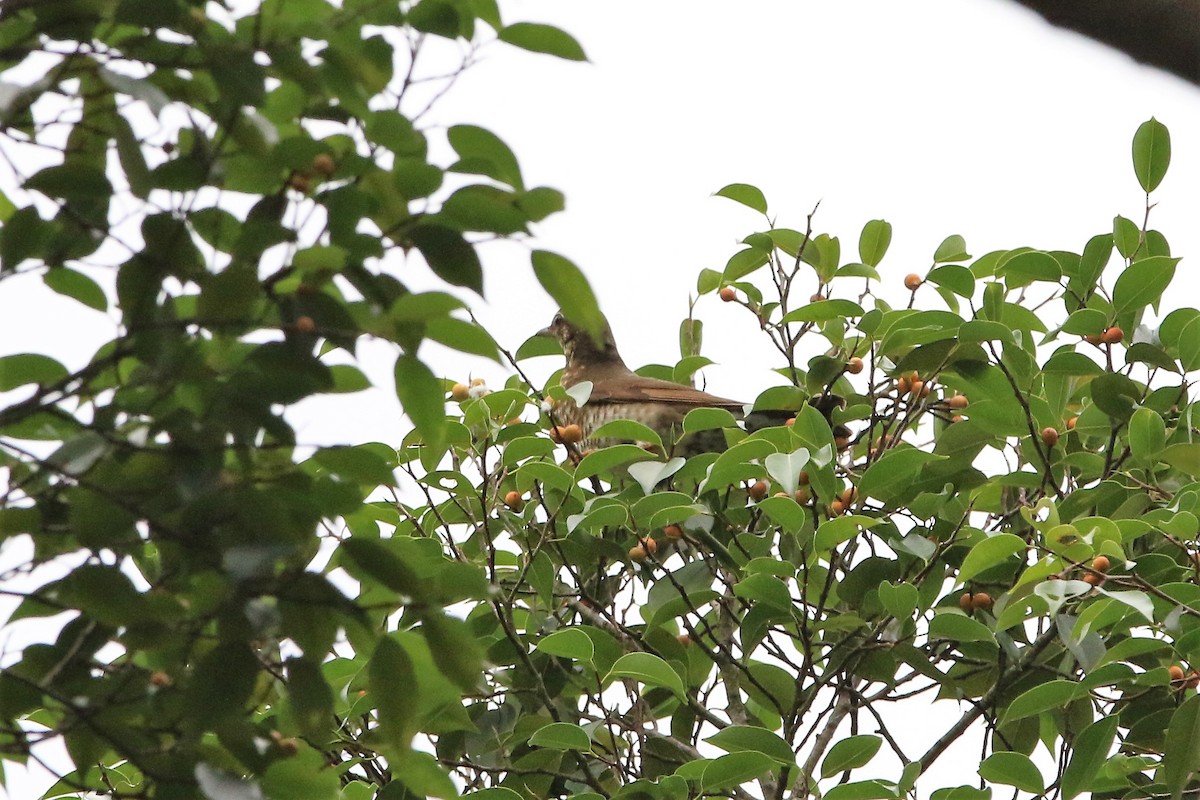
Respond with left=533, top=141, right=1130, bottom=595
left=539, top=312, right=847, bottom=456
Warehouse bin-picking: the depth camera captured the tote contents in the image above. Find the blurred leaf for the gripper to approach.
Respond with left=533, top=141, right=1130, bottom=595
left=394, top=354, right=446, bottom=450
left=369, top=636, right=418, bottom=754
left=531, top=250, right=604, bottom=342
left=422, top=609, right=483, bottom=691
left=498, top=22, right=587, bottom=60
left=0, top=353, right=68, bottom=391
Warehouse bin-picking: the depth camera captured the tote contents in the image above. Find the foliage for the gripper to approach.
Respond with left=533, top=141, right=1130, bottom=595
left=1, top=2, right=1200, bottom=800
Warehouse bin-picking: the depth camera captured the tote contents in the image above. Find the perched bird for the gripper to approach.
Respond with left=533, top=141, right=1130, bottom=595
left=538, top=312, right=848, bottom=456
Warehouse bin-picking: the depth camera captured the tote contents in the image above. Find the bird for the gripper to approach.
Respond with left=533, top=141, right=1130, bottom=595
left=538, top=311, right=849, bottom=457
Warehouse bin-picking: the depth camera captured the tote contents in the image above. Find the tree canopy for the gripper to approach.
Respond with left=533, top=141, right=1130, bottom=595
left=1, top=3, right=1200, bottom=800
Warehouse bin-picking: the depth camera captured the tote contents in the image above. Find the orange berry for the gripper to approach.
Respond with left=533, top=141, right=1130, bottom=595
left=948, top=394, right=969, bottom=410
left=719, top=286, right=737, bottom=302
left=288, top=172, right=311, bottom=193
left=794, top=487, right=811, bottom=504
left=1092, top=555, right=1111, bottom=573
left=897, top=376, right=911, bottom=395
left=1065, top=416, right=1077, bottom=430
left=312, top=153, right=336, bottom=177
left=748, top=480, right=769, bottom=501
left=1083, top=572, right=1104, bottom=586
left=664, top=524, right=684, bottom=540
left=847, top=357, right=864, bottom=375
left=785, top=417, right=796, bottom=427
left=910, top=379, right=926, bottom=397
left=959, top=592, right=973, bottom=613
left=829, top=499, right=846, bottom=516
left=640, top=537, right=658, bottom=555
left=950, top=415, right=964, bottom=423
left=904, top=273, right=923, bottom=291
left=971, top=592, right=993, bottom=611
left=149, top=671, right=172, bottom=688
left=628, top=537, right=658, bottom=562
left=1170, top=665, right=1186, bottom=682
left=1102, top=326, right=1124, bottom=344
left=677, top=634, right=692, bottom=646
left=450, top=383, right=471, bottom=401
left=840, top=487, right=857, bottom=506
left=504, top=490, right=524, bottom=511
left=294, top=315, right=316, bottom=334
left=1041, top=427, right=1059, bottom=448
left=1084, top=333, right=1103, bottom=345
left=551, top=424, right=584, bottom=444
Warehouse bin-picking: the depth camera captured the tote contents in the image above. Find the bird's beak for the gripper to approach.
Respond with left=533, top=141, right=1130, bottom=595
left=536, top=324, right=555, bottom=338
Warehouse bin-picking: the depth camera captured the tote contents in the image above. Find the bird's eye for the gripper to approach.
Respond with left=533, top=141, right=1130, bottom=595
left=552, top=313, right=564, bottom=326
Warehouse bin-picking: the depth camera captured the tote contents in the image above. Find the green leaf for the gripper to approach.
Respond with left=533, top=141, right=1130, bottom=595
left=25, top=163, right=112, bottom=201
left=394, top=354, right=446, bottom=450
left=700, top=751, right=781, bottom=791
left=1165, top=696, right=1200, bottom=800
left=858, top=448, right=946, bottom=503
left=1113, top=215, right=1141, bottom=259
left=714, top=183, right=767, bottom=214
left=1090, top=372, right=1140, bottom=422
left=927, top=264, right=974, bottom=297
left=1001, top=250, right=1061, bottom=288
left=312, top=445, right=396, bottom=485
left=1162, top=443, right=1200, bottom=477
left=422, top=609, right=483, bottom=691
left=0, top=353, right=68, bottom=391
left=821, top=735, right=882, bottom=777
left=1112, top=255, right=1178, bottom=316
left=369, top=637, right=418, bottom=753
left=878, top=581, right=920, bottom=620
left=958, top=533, right=1025, bottom=584
left=1129, top=407, right=1166, bottom=464
left=705, top=725, right=795, bottom=764
left=928, top=613, right=995, bottom=644
left=1132, top=117, right=1171, bottom=193
left=781, top=299, right=864, bottom=324
left=531, top=250, right=604, bottom=342
left=858, top=219, right=891, bottom=266
left=590, top=419, right=663, bottom=449
left=979, top=751, right=1044, bottom=794
left=536, top=629, right=594, bottom=661
left=340, top=538, right=421, bottom=597
left=409, top=224, right=484, bottom=294
left=498, top=22, right=587, bottom=60
left=1060, top=714, right=1117, bottom=798
left=426, top=316, right=500, bottom=361
left=933, top=234, right=969, bottom=263
left=447, top=124, right=523, bottom=190
left=441, top=185, right=527, bottom=235
left=823, top=781, right=898, bottom=800
left=529, top=722, right=591, bottom=752
left=607, top=652, right=685, bottom=698
left=261, top=747, right=341, bottom=800
left=1001, top=679, right=1083, bottom=724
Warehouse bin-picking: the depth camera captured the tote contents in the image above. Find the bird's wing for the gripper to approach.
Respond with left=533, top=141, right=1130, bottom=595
left=586, top=374, right=745, bottom=412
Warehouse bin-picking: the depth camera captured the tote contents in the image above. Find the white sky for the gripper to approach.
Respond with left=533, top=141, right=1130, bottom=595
left=4, top=0, right=1200, bottom=796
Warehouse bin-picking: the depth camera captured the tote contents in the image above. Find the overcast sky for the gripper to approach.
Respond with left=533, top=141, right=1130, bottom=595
left=5, top=0, right=1200, bottom=795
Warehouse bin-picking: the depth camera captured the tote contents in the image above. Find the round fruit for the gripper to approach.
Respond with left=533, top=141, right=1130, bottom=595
left=640, top=537, right=659, bottom=555
left=677, top=633, right=692, bottom=646
left=288, top=172, right=311, bottom=193
left=1066, top=416, right=1077, bottom=430
left=971, top=592, right=993, bottom=611
left=294, top=315, right=316, bottom=334
left=1083, top=572, right=1104, bottom=586
left=910, top=379, right=926, bottom=398
left=847, top=357, right=864, bottom=375
left=785, top=417, right=796, bottom=427
left=948, top=394, right=969, bottom=410
left=794, top=487, right=811, bottom=504
left=748, top=480, right=769, bottom=501
left=1102, top=326, right=1124, bottom=344
left=829, top=499, right=845, bottom=516
left=799, top=470, right=810, bottom=485
left=840, top=487, right=857, bottom=506
left=959, top=592, right=973, bottom=613
left=719, top=286, right=737, bottom=302
left=950, top=414, right=964, bottom=423
left=312, top=153, right=336, bottom=177
left=664, top=524, right=684, bottom=540
left=1170, top=664, right=1186, bottom=682
left=450, top=383, right=471, bottom=401
left=904, top=273, right=923, bottom=291
left=551, top=424, right=584, bottom=444
left=1092, top=555, right=1111, bottom=573
left=149, top=671, right=172, bottom=688
left=504, top=490, right=524, bottom=511
left=897, top=375, right=911, bottom=395
left=1040, top=427, right=1060, bottom=447
left=1084, top=333, right=1102, bottom=345
left=811, top=292, right=823, bottom=303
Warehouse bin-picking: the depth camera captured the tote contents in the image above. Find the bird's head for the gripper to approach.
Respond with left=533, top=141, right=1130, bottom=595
left=538, top=311, right=624, bottom=369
